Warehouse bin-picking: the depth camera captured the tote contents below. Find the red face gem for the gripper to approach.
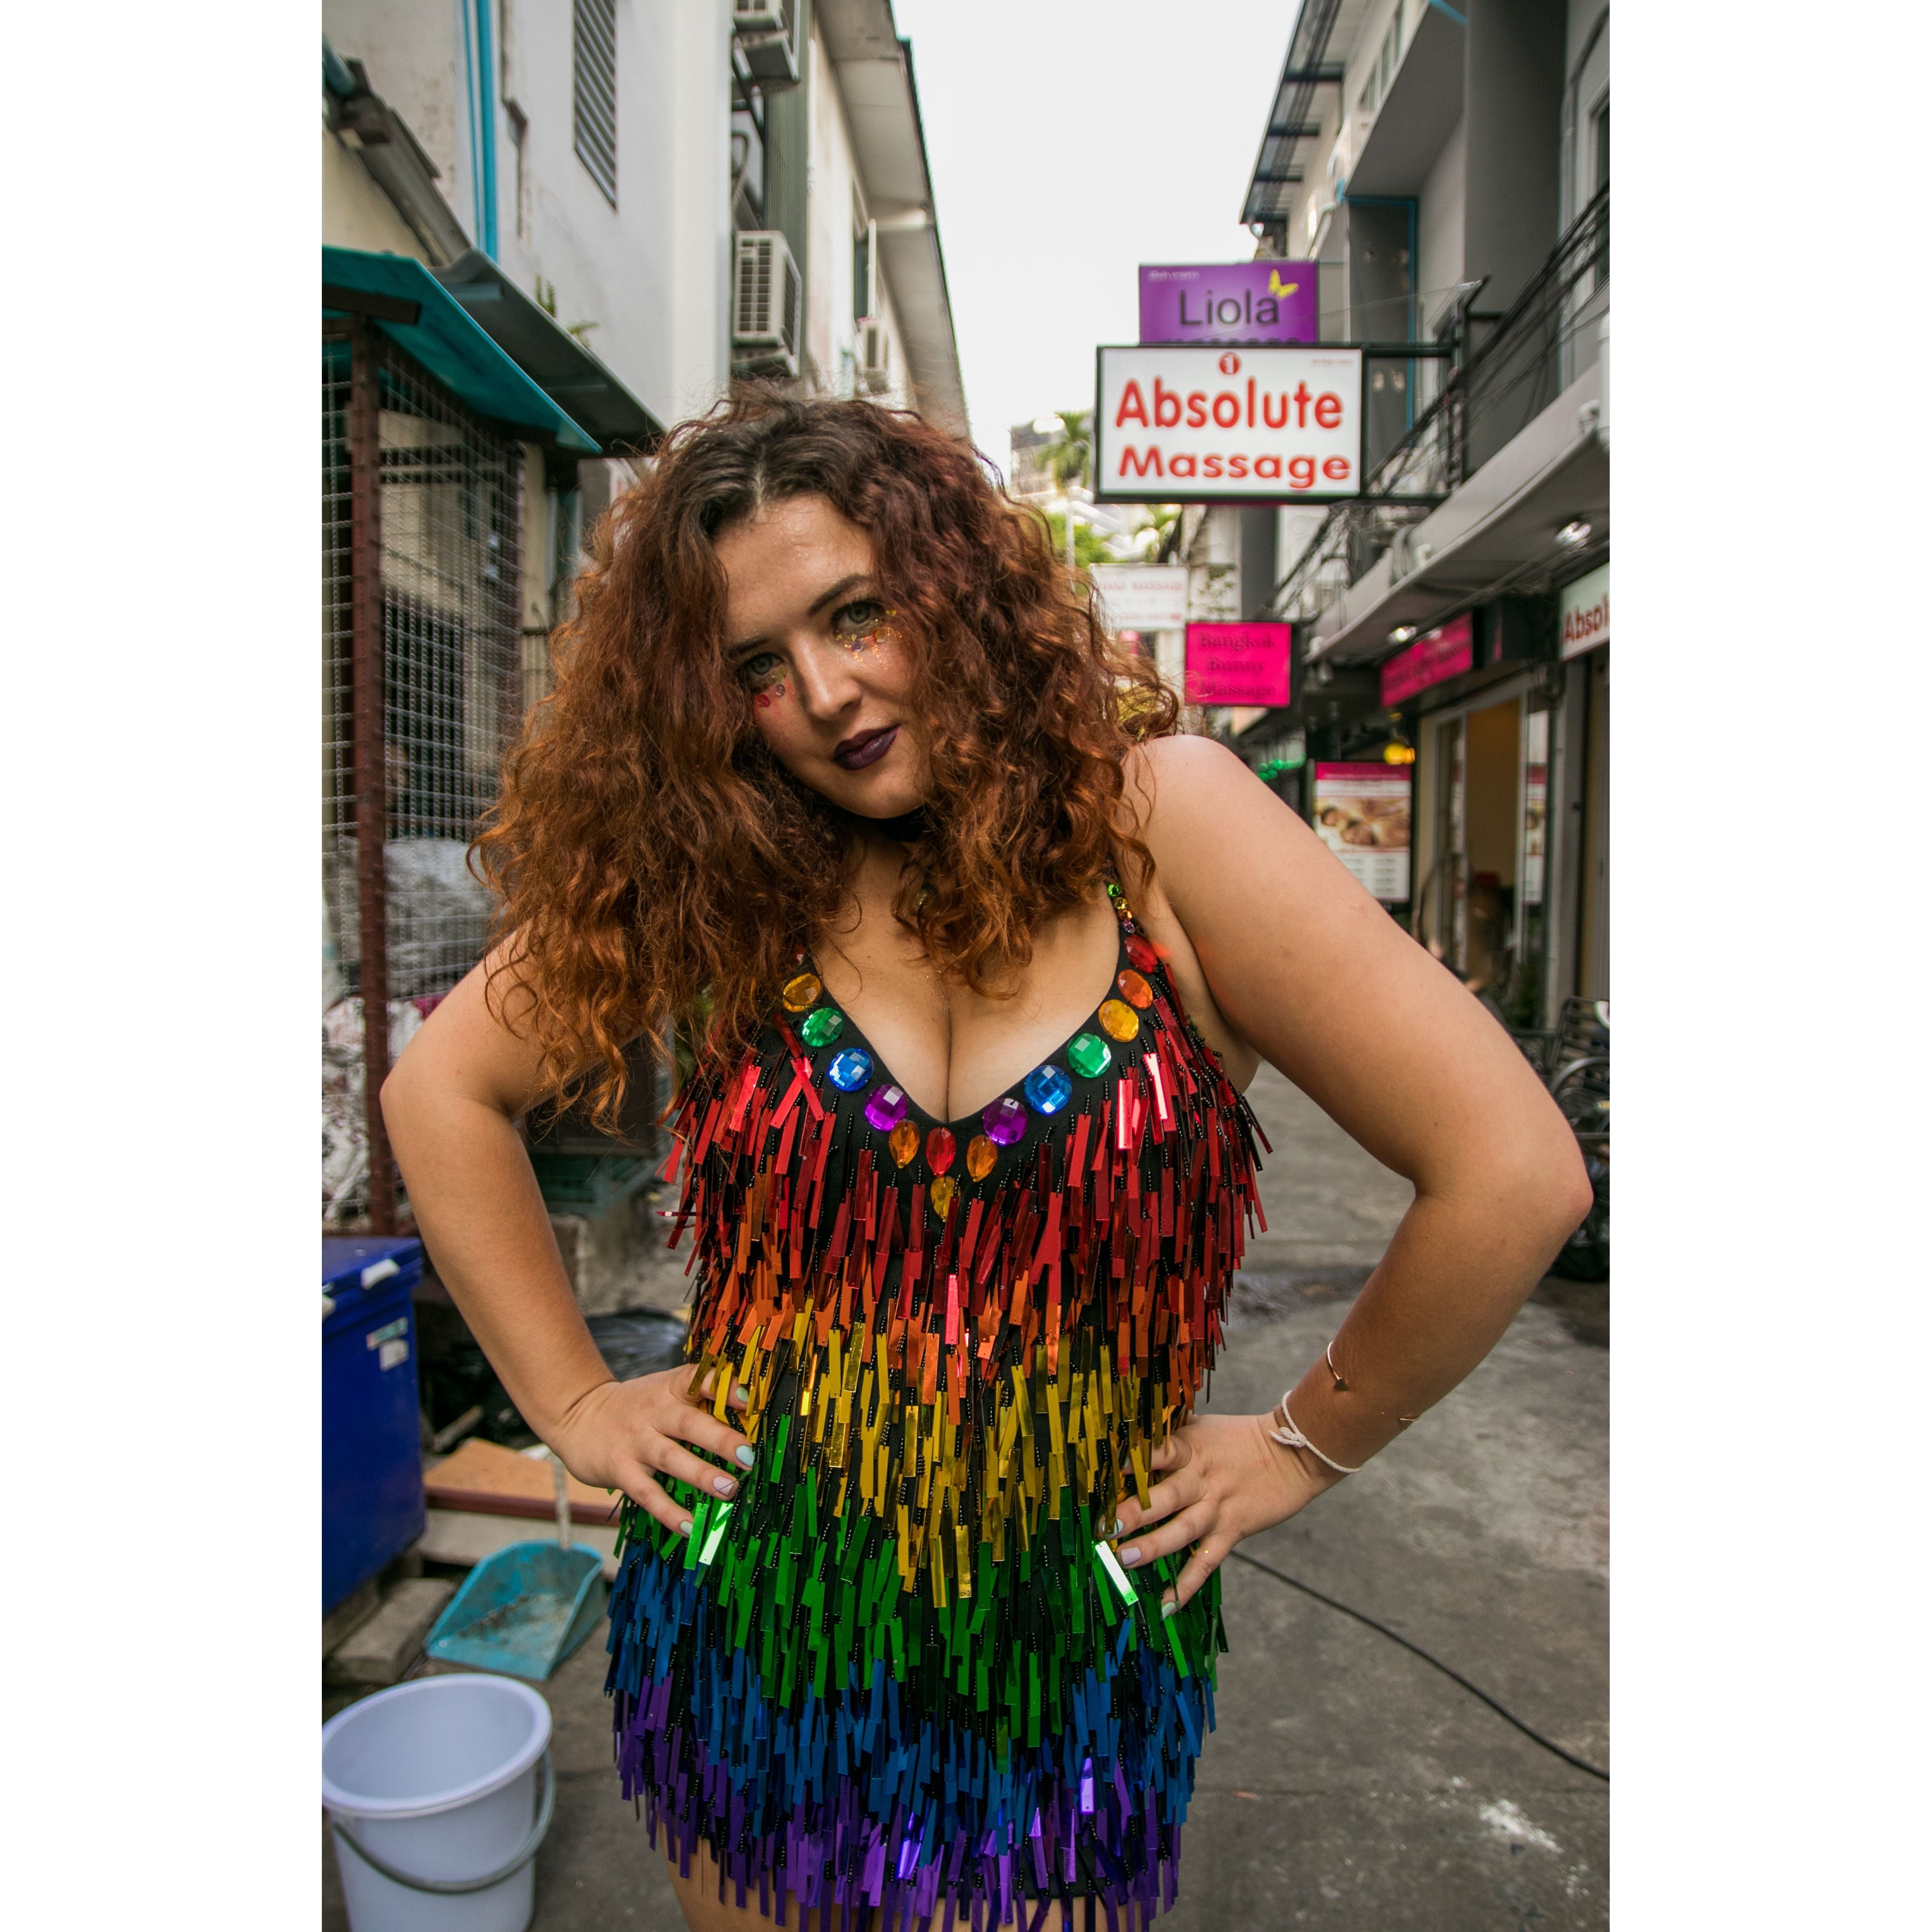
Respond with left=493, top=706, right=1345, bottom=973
left=925, top=1126, right=956, bottom=1176
left=1125, top=934, right=1158, bottom=974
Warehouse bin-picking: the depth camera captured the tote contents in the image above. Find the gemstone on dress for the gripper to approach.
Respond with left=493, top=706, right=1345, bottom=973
left=864, top=1084, right=909, bottom=1132
left=1097, top=998, right=1141, bottom=1043
left=798, top=1005, right=844, bottom=1048
left=981, top=1096, right=1027, bottom=1146
left=1116, top=969, right=1153, bottom=1010
left=781, top=972, right=822, bottom=1013
left=925, top=1125, right=956, bottom=1176
left=1124, top=934, right=1158, bottom=974
left=1023, top=1063, right=1072, bottom=1115
left=966, top=1134, right=998, bottom=1181
left=929, top=1175, right=957, bottom=1218
left=826, top=1048, right=873, bottom=1093
left=1067, top=1032, right=1112, bottom=1079
left=888, top=1119, right=921, bottom=1167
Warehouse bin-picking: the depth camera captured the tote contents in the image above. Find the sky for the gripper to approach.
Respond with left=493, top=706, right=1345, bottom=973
left=891, top=0, right=1296, bottom=467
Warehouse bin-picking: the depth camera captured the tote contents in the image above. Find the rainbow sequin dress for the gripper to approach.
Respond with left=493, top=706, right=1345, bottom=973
left=605, top=881, right=1265, bottom=1928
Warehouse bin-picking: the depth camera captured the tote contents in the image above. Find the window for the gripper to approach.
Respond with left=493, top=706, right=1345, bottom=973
left=573, top=0, right=617, bottom=207
left=852, top=216, right=873, bottom=324
left=1358, top=7, right=1405, bottom=118
left=1591, top=98, right=1609, bottom=287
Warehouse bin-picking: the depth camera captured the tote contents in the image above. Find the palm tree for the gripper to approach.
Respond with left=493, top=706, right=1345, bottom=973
left=1032, top=410, right=1093, bottom=575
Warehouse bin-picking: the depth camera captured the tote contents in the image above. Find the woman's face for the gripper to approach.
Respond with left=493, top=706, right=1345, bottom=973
left=716, top=493, right=928, bottom=819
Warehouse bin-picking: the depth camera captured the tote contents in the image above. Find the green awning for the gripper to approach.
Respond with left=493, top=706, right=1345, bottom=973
left=322, top=246, right=600, bottom=455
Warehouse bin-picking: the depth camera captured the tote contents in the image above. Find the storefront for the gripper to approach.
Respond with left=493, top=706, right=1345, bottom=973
left=1553, top=562, right=1609, bottom=1009
left=1384, top=610, right=1556, bottom=1026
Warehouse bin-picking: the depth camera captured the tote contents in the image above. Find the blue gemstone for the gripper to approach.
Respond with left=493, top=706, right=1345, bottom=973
left=825, top=1048, right=873, bottom=1093
left=1023, top=1063, right=1072, bottom=1116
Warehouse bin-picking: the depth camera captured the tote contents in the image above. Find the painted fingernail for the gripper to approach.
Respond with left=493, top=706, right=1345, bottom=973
left=1120, top=1546, right=1141, bottom=1566
left=677, top=1519, right=693, bottom=1537
left=733, top=1385, right=751, bottom=1402
left=735, top=1445, right=757, bottom=1468
left=1161, top=1598, right=1179, bottom=1621
left=712, top=1475, right=737, bottom=1497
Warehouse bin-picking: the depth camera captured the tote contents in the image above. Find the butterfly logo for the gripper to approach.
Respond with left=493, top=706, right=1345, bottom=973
left=1267, top=270, right=1300, bottom=299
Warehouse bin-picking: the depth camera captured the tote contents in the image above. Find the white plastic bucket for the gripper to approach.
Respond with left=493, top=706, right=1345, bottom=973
left=322, top=1674, right=553, bottom=1932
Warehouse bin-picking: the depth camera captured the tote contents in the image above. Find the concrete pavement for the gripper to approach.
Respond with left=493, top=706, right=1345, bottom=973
left=327, top=1064, right=1607, bottom=1929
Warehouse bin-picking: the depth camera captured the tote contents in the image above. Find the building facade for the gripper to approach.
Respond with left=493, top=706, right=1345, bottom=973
left=1232, top=0, right=1608, bottom=1028
left=320, top=1, right=962, bottom=1246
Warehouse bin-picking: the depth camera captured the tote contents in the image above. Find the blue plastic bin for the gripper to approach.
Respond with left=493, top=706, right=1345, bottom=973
left=323, top=1236, right=427, bottom=1611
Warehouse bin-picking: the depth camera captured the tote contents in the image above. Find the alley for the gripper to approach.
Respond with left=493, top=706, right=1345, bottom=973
left=327, top=1063, right=1606, bottom=1931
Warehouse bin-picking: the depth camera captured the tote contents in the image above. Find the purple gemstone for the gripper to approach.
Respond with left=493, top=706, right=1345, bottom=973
left=981, top=1095, right=1027, bottom=1146
left=864, top=1084, right=908, bottom=1132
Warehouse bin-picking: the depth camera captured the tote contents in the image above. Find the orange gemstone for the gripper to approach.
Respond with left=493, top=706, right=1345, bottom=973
left=966, top=1134, right=998, bottom=1181
left=780, top=972, right=822, bottom=1013
left=1097, top=998, right=1141, bottom=1042
left=925, top=1125, right=956, bottom=1176
left=1116, top=969, right=1153, bottom=1010
left=889, top=1119, right=921, bottom=1168
left=929, top=1176, right=957, bottom=1218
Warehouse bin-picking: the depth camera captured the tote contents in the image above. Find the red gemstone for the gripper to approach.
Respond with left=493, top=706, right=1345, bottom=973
left=1125, top=934, right=1158, bottom=974
left=925, top=1125, right=956, bottom=1176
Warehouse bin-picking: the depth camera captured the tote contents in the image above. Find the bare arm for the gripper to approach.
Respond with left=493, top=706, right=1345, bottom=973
left=1112, top=736, right=1593, bottom=1606
left=381, top=952, right=751, bottom=1535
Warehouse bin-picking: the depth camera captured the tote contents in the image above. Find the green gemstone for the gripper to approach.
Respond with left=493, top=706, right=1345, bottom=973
left=799, top=1006, right=845, bottom=1048
left=1067, top=1031, right=1111, bottom=1079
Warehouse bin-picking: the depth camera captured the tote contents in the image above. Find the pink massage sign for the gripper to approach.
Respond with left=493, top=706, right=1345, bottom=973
left=1184, top=622, right=1293, bottom=706
left=1094, top=345, right=1364, bottom=502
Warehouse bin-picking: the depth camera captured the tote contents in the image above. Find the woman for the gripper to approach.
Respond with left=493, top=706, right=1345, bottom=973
left=383, top=395, right=1589, bottom=1931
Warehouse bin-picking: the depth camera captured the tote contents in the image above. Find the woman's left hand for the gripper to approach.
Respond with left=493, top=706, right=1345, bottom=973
left=1111, top=1412, right=1345, bottom=1614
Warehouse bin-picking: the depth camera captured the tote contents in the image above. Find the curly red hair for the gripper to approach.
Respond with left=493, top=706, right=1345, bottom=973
left=475, top=390, right=1177, bottom=1124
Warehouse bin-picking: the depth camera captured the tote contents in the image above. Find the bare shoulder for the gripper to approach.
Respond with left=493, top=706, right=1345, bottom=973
left=1120, top=733, right=1305, bottom=875
left=1114, top=737, right=1280, bottom=1088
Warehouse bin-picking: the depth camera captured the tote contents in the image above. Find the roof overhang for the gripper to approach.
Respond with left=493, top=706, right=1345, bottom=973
left=1343, top=4, right=1465, bottom=199
left=432, top=250, right=664, bottom=457
left=815, top=0, right=967, bottom=435
left=322, top=247, right=600, bottom=454
left=1310, top=361, right=1607, bottom=664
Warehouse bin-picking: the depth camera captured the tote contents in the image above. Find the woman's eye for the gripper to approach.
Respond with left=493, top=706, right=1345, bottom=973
left=831, top=601, right=891, bottom=645
left=737, top=651, right=785, bottom=688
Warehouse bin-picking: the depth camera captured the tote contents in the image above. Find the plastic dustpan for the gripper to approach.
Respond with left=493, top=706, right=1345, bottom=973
left=424, top=1452, right=610, bottom=1681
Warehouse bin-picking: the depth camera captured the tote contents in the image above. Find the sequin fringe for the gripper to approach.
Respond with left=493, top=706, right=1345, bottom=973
left=606, top=903, right=1266, bottom=1924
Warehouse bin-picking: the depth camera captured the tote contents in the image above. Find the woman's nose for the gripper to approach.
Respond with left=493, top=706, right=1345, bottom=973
left=788, top=638, right=861, bottom=720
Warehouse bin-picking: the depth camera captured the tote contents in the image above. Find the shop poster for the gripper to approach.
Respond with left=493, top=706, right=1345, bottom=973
left=1313, top=763, right=1411, bottom=902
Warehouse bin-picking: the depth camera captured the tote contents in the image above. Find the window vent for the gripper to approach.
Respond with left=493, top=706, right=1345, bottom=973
left=733, top=231, right=802, bottom=377
left=573, top=0, right=617, bottom=207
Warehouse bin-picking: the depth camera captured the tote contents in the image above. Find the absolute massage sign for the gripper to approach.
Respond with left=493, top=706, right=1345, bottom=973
left=1094, top=345, right=1364, bottom=502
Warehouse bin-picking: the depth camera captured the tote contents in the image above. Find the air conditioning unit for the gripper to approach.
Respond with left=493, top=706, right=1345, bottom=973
left=734, top=3, right=801, bottom=89
left=856, top=321, right=891, bottom=395
left=734, top=231, right=802, bottom=377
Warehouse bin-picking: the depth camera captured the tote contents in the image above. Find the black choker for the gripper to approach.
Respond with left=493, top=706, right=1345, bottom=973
left=839, top=803, right=929, bottom=846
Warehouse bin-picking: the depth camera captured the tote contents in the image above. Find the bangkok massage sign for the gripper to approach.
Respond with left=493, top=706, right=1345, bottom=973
left=1094, top=345, right=1365, bottom=502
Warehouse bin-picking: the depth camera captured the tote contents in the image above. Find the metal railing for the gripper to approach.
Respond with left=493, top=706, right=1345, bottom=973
left=1270, top=188, right=1609, bottom=625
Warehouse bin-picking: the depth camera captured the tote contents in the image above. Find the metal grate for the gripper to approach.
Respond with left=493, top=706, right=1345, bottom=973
left=322, top=332, right=521, bottom=1221
left=573, top=0, right=618, bottom=207
left=323, top=334, right=523, bottom=1008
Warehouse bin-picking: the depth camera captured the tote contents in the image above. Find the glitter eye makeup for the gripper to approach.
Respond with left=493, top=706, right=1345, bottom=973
left=752, top=678, right=787, bottom=711
left=830, top=600, right=895, bottom=652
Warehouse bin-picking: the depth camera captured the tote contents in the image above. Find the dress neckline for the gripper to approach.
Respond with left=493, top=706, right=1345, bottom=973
left=806, top=914, right=1132, bottom=1133
left=785, top=880, right=1155, bottom=1139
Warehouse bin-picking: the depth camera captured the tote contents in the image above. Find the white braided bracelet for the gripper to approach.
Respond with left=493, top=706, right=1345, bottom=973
left=1267, top=1394, right=1363, bottom=1475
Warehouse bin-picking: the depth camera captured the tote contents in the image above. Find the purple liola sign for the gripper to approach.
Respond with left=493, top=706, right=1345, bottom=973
left=1138, top=262, right=1319, bottom=346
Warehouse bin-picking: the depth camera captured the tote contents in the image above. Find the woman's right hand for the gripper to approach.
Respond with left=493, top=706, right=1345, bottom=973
left=550, top=1367, right=755, bottom=1538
